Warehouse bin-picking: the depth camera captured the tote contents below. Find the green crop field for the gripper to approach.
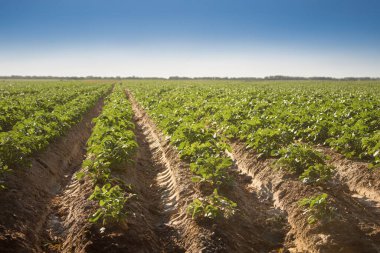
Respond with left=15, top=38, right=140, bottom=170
left=1, top=79, right=380, bottom=252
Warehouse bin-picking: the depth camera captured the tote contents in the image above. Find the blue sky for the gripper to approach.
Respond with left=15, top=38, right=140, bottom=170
left=0, top=0, right=379, bottom=77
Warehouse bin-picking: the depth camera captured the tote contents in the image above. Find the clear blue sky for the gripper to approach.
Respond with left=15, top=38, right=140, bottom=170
left=0, top=0, right=379, bottom=77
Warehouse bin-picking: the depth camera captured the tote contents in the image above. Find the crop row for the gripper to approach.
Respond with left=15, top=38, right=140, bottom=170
left=0, top=82, right=111, bottom=188
left=0, top=81, right=107, bottom=132
left=76, top=84, right=138, bottom=225
left=128, top=80, right=380, bottom=167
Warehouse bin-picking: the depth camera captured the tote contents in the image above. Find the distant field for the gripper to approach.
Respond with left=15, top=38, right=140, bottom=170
left=1, top=79, right=380, bottom=252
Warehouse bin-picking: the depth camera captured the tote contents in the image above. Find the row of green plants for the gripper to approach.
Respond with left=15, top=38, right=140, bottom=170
left=76, top=85, right=138, bottom=225
left=298, top=193, right=336, bottom=224
left=0, top=82, right=111, bottom=189
left=1, top=81, right=105, bottom=132
left=275, top=144, right=337, bottom=224
left=275, top=143, right=334, bottom=185
left=127, top=80, right=380, bottom=168
left=0, top=80, right=75, bottom=96
left=212, top=86, right=380, bottom=168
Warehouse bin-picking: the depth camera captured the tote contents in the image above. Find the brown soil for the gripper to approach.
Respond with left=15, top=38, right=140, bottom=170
left=228, top=141, right=380, bottom=253
left=0, top=96, right=105, bottom=253
left=317, top=146, right=380, bottom=204
left=215, top=166, right=289, bottom=252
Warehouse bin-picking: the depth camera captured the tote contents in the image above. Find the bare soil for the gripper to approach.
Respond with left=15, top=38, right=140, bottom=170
left=208, top=156, right=290, bottom=252
left=317, top=146, right=380, bottom=204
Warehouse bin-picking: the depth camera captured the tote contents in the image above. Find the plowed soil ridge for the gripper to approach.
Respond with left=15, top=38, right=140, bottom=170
left=317, top=146, right=380, bottom=204
left=228, top=141, right=380, bottom=253
left=216, top=163, right=290, bottom=252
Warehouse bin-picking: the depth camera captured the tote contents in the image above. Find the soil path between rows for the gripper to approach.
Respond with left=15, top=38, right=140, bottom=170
left=228, top=141, right=380, bottom=253
left=0, top=95, right=106, bottom=253
left=317, top=146, right=380, bottom=205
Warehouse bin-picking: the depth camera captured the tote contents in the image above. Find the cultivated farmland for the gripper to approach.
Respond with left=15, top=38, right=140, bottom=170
left=0, top=79, right=380, bottom=253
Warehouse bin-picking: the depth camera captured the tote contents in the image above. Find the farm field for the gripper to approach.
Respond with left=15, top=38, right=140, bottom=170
left=1, top=79, right=380, bottom=253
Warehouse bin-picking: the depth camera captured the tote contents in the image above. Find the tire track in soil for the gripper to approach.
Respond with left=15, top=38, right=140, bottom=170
left=131, top=113, right=185, bottom=252
left=215, top=166, right=290, bottom=252
left=228, top=141, right=380, bottom=253
left=0, top=94, right=107, bottom=253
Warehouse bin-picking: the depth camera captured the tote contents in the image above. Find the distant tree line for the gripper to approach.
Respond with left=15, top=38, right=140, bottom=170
left=0, top=75, right=379, bottom=81
left=168, top=76, right=380, bottom=81
left=0, top=75, right=166, bottom=80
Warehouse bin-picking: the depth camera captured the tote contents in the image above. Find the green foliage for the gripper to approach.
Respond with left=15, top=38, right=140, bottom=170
left=89, top=183, right=131, bottom=225
left=246, top=127, right=294, bottom=158
left=328, top=129, right=364, bottom=159
left=362, top=131, right=380, bottom=169
left=0, top=81, right=96, bottom=131
left=127, top=79, right=380, bottom=164
left=276, top=144, right=333, bottom=184
left=298, top=193, right=336, bottom=224
left=83, top=157, right=112, bottom=183
left=190, top=156, right=232, bottom=186
left=84, top=86, right=137, bottom=184
left=0, top=81, right=111, bottom=189
left=75, top=85, right=138, bottom=225
left=299, top=164, right=333, bottom=184
left=187, top=189, right=237, bottom=220
left=0, top=159, right=11, bottom=189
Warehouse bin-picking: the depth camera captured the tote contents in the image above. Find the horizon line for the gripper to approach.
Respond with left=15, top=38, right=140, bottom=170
left=1, top=75, right=380, bottom=81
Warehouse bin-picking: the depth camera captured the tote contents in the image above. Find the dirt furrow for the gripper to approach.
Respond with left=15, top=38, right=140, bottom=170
left=228, top=141, right=380, bottom=253
left=0, top=95, right=106, bottom=253
left=317, top=146, right=380, bottom=204
left=130, top=112, right=184, bottom=252
left=216, top=163, right=289, bottom=252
